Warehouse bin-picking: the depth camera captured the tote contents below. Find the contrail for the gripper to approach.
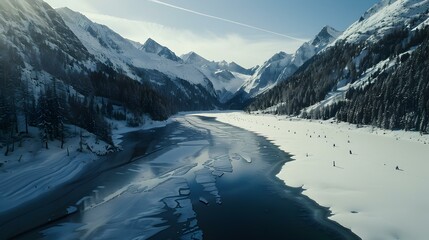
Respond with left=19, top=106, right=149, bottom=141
left=148, top=0, right=307, bottom=42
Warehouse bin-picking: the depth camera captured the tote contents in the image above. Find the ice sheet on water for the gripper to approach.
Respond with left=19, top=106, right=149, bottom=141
left=211, top=155, right=233, bottom=172
left=176, top=198, right=195, bottom=223
left=178, top=140, right=210, bottom=146
left=230, top=153, right=241, bottom=161
left=229, top=153, right=252, bottom=163
left=173, top=163, right=198, bottom=176
left=179, top=188, right=191, bottom=196
left=195, top=169, right=221, bottom=204
left=211, top=170, right=224, bottom=177
left=199, top=197, right=209, bottom=205
left=203, top=159, right=214, bottom=166
left=163, top=197, right=179, bottom=209
left=240, top=153, right=252, bottom=163
left=126, top=185, right=147, bottom=194
left=202, top=183, right=217, bottom=193
left=195, top=169, right=216, bottom=184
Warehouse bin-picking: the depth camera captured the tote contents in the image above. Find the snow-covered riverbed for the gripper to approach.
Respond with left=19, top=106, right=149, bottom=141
left=3, top=114, right=358, bottom=239
left=198, top=111, right=429, bottom=240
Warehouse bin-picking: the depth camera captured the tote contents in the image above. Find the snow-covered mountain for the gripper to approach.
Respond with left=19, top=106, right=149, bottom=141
left=247, top=0, right=429, bottom=133
left=182, top=52, right=255, bottom=75
left=302, top=0, right=429, bottom=116
left=0, top=0, right=94, bottom=97
left=0, top=1, right=90, bottom=63
left=0, top=0, right=223, bottom=128
left=181, top=51, right=254, bottom=103
left=234, top=26, right=341, bottom=102
left=241, top=51, right=293, bottom=99
left=56, top=8, right=254, bottom=103
left=139, top=38, right=182, bottom=62
left=56, top=8, right=216, bottom=91
left=336, top=0, right=429, bottom=43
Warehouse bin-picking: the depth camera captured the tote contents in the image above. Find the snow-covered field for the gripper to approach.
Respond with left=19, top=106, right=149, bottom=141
left=197, top=111, right=429, bottom=240
left=0, top=119, right=170, bottom=215
left=0, top=126, right=107, bottom=214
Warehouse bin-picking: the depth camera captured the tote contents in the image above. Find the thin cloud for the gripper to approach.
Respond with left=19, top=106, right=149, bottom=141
left=148, top=0, right=308, bottom=42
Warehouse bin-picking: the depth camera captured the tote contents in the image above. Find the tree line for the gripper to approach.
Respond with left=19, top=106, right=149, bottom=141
left=247, top=25, right=429, bottom=133
left=0, top=40, right=169, bottom=155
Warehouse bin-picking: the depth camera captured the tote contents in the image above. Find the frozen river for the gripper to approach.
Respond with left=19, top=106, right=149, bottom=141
left=9, top=115, right=359, bottom=239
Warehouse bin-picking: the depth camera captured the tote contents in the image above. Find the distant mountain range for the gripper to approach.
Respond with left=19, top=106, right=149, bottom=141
left=228, top=25, right=342, bottom=108
left=1, top=0, right=428, bottom=143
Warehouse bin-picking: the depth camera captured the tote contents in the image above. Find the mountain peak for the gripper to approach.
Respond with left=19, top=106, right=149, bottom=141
left=141, top=38, right=182, bottom=62
left=181, top=51, right=209, bottom=65
left=311, top=26, right=341, bottom=48
left=144, top=37, right=156, bottom=44
left=267, top=51, right=290, bottom=63
left=141, top=38, right=163, bottom=53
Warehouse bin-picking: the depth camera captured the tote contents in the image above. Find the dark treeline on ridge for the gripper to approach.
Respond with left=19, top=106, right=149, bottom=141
left=247, top=25, right=429, bottom=133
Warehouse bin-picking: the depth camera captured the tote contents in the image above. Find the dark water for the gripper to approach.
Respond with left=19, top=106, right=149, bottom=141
left=6, top=115, right=360, bottom=240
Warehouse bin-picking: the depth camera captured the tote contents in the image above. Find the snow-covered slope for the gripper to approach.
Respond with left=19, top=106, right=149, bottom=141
left=290, top=26, right=342, bottom=68
left=139, top=38, right=182, bottom=62
left=0, top=0, right=95, bottom=102
left=247, top=0, right=429, bottom=135
left=181, top=51, right=253, bottom=103
left=336, top=0, right=429, bottom=43
left=0, top=0, right=90, bottom=65
left=238, top=26, right=341, bottom=99
left=241, top=52, right=293, bottom=98
left=303, top=0, right=429, bottom=116
left=56, top=7, right=215, bottom=92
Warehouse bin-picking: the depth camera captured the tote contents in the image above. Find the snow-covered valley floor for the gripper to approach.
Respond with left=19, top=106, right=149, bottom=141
left=197, top=111, right=429, bottom=240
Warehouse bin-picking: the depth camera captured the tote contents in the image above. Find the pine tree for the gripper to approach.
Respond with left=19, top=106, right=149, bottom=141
left=37, top=92, right=51, bottom=149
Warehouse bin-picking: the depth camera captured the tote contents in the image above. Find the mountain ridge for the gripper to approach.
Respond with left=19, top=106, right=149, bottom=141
left=140, top=38, right=182, bottom=62
left=229, top=25, right=342, bottom=108
left=247, top=0, right=429, bottom=133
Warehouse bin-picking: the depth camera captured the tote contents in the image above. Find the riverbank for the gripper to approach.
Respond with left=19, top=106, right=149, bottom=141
left=198, top=111, right=429, bottom=240
left=0, top=118, right=171, bottom=238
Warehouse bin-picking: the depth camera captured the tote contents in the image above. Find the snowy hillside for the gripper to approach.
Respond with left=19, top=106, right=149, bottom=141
left=235, top=26, right=341, bottom=101
left=303, top=0, right=429, bottom=117
left=241, top=52, right=293, bottom=98
left=248, top=0, right=429, bottom=133
left=0, top=0, right=90, bottom=70
left=336, top=0, right=429, bottom=43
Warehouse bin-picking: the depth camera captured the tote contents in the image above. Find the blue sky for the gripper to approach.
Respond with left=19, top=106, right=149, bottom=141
left=45, top=0, right=379, bottom=67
